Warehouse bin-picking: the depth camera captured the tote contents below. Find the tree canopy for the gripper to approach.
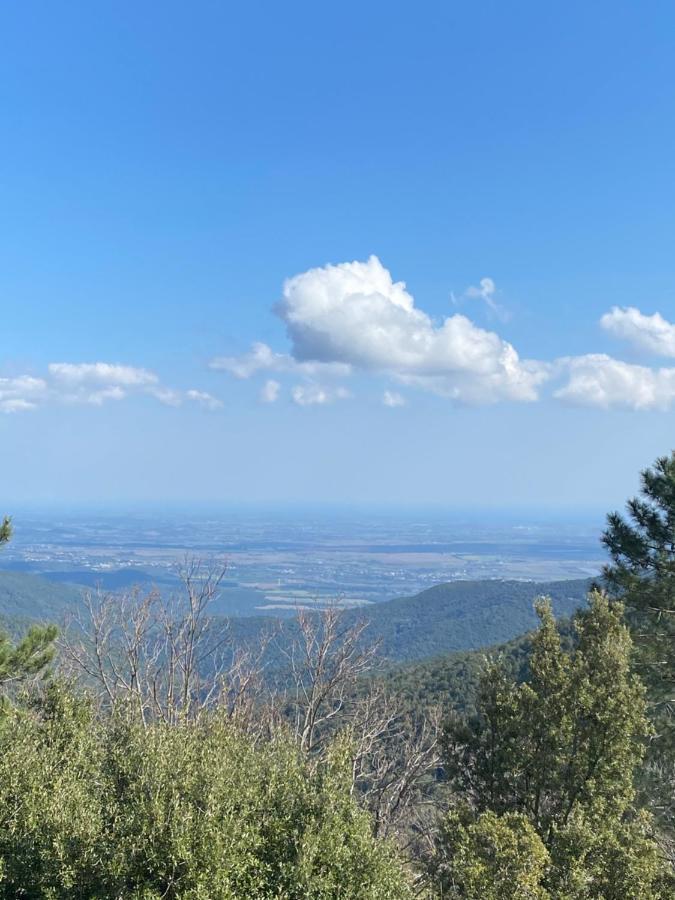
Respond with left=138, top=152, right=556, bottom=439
left=435, top=592, right=669, bottom=898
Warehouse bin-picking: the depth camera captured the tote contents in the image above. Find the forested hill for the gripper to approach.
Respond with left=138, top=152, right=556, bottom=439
left=332, top=577, right=590, bottom=663
left=0, top=568, right=591, bottom=666
left=375, top=617, right=578, bottom=718
left=223, top=578, right=591, bottom=668
left=0, top=571, right=82, bottom=621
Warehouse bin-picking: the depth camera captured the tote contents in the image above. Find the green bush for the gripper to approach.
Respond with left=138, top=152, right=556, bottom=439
left=0, top=685, right=412, bottom=899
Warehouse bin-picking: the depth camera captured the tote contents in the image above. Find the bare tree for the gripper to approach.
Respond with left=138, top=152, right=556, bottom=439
left=350, top=689, right=442, bottom=843
left=278, top=603, right=442, bottom=847
left=60, top=559, right=268, bottom=727
left=279, top=604, right=378, bottom=752
left=63, top=577, right=443, bottom=851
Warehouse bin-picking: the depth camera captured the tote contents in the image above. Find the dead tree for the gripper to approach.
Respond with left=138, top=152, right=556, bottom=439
left=60, top=559, right=268, bottom=727
left=350, top=688, right=442, bottom=842
left=279, top=604, right=378, bottom=752
left=279, top=603, right=442, bottom=844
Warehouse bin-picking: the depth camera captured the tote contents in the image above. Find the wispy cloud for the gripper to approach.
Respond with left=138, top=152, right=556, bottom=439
left=291, top=384, right=350, bottom=406
left=48, top=362, right=159, bottom=388
left=210, top=342, right=350, bottom=379
left=260, top=379, right=281, bottom=403
left=185, top=389, right=223, bottom=410
left=382, top=390, right=405, bottom=408
left=461, top=277, right=509, bottom=321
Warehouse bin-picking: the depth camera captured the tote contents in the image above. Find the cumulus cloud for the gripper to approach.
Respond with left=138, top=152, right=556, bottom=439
left=0, top=363, right=221, bottom=414
left=274, top=256, right=545, bottom=404
left=600, top=306, right=675, bottom=357
left=260, top=379, right=281, bottom=403
left=291, top=384, right=350, bottom=406
left=554, top=354, right=675, bottom=410
left=207, top=261, right=675, bottom=414
left=382, top=390, right=405, bottom=407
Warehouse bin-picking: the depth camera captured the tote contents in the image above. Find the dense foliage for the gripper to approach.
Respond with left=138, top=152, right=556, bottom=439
left=434, top=592, right=670, bottom=897
left=0, top=623, right=57, bottom=691
left=0, top=686, right=413, bottom=899
left=303, top=578, right=589, bottom=664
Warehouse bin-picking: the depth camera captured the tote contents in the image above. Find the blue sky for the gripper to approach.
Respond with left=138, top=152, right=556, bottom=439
left=2, top=1, right=675, bottom=510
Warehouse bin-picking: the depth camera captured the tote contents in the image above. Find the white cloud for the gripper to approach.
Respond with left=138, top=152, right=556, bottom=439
left=260, top=379, right=281, bottom=403
left=600, top=306, right=675, bottom=357
left=186, top=389, right=223, bottom=410
left=0, top=398, right=39, bottom=413
left=210, top=342, right=279, bottom=379
left=147, top=387, right=182, bottom=407
left=554, top=354, right=675, bottom=410
left=49, top=362, right=174, bottom=407
left=291, top=384, right=350, bottom=406
left=382, top=390, right=405, bottom=408
left=276, top=256, right=544, bottom=404
left=80, top=386, right=127, bottom=406
left=0, top=363, right=221, bottom=414
left=207, top=263, right=675, bottom=415
left=462, top=276, right=509, bottom=320
left=210, top=342, right=350, bottom=379
left=48, top=362, right=159, bottom=387
left=0, top=376, right=48, bottom=413
left=465, top=277, right=496, bottom=302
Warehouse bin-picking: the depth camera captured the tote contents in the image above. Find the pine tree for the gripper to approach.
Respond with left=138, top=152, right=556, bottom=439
left=602, top=451, right=675, bottom=857
left=0, top=515, right=57, bottom=700
left=0, top=624, right=58, bottom=692
left=602, top=451, right=675, bottom=720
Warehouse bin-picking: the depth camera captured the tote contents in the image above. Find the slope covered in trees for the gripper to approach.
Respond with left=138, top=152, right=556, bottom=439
left=0, top=570, right=83, bottom=621
left=0, top=567, right=590, bottom=668
left=347, top=577, right=588, bottom=662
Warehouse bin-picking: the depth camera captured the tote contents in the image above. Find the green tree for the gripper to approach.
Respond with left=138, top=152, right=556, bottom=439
left=0, top=516, right=57, bottom=701
left=432, top=807, right=550, bottom=899
left=602, top=451, right=675, bottom=859
left=0, top=624, right=58, bottom=691
left=436, top=592, right=668, bottom=898
left=602, top=451, right=675, bottom=709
